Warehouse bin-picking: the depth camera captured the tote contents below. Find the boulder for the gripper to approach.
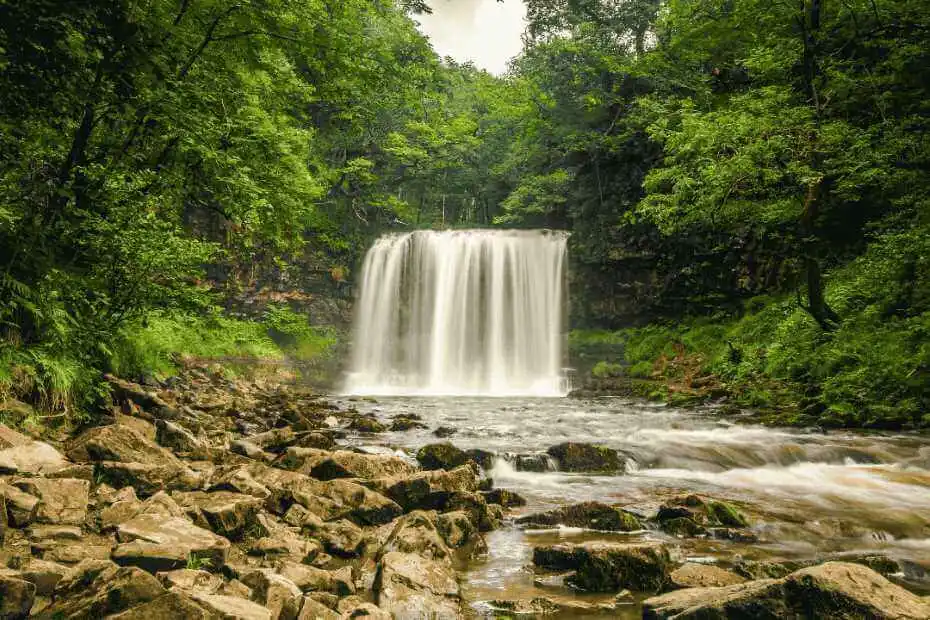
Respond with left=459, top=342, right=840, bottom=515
left=643, top=562, right=930, bottom=619
left=417, top=443, right=468, bottom=471
left=112, top=541, right=188, bottom=573
left=106, top=591, right=216, bottom=619
left=348, top=416, right=386, bottom=433
left=0, top=574, right=35, bottom=619
left=189, top=592, right=273, bottom=620
left=482, top=488, right=527, bottom=508
left=15, top=558, right=69, bottom=596
left=117, top=514, right=230, bottom=569
left=382, top=465, right=478, bottom=512
left=94, top=461, right=205, bottom=497
left=546, top=443, right=624, bottom=473
left=338, top=597, right=392, bottom=619
left=436, top=511, right=478, bottom=548
left=155, top=419, right=208, bottom=456
left=276, top=561, right=354, bottom=596
left=275, top=448, right=416, bottom=481
left=297, top=596, right=340, bottom=620
left=318, top=519, right=366, bottom=558
left=156, top=568, right=223, bottom=594
left=464, top=449, right=496, bottom=470
left=517, top=502, right=641, bottom=531
left=105, top=375, right=179, bottom=419
left=655, top=495, right=749, bottom=537
left=66, top=424, right=179, bottom=467
left=37, top=540, right=114, bottom=564
left=533, top=541, right=671, bottom=592
left=174, top=491, right=265, bottom=541
left=0, top=481, right=39, bottom=526
left=379, top=511, right=450, bottom=561
left=508, top=453, right=554, bottom=472
left=241, top=569, right=303, bottom=620
left=669, top=563, right=747, bottom=589
left=40, top=559, right=165, bottom=618
left=0, top=441, right=69, bottom=475
left=0, top=422, right=29, bottom=449
left=242, top=427, right=297, bottom=453
left=230, top=439, right=266, bottom=460
left=375, top=551, right=462, bottom=618
left=13, top=478, right=89, bottom=525
left=391, top=417, right=427, bottom=431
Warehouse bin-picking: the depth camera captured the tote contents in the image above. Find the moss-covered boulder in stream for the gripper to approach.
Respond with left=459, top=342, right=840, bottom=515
left=655, top=494, right=749, bottom=537
left=533, top=541, right=671, bottom=592
left=517, top=502, right=641, bottom=531
left=546, top=443, right=624, bottom=473
left=416, top=443, right=468, bottom=471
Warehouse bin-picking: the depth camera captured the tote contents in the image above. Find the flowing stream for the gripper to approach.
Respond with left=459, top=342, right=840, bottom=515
left=337, top=396, right=930, bottom=617
left=344, top=229, right=568, bottom=397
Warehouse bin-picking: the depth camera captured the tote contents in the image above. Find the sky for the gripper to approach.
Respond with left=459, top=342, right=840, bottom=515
left=415, top=0, right=527, bottom=75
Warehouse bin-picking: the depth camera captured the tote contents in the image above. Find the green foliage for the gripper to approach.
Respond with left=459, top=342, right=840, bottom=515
left=591, top=361, right=623, bottom=378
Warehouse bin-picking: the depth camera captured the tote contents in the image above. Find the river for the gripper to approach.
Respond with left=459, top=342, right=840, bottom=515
left=335, top=395, right=930, bottom=617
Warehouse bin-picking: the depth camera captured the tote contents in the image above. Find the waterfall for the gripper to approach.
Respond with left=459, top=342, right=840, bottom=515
left=344, top=229, right=568, bottom=396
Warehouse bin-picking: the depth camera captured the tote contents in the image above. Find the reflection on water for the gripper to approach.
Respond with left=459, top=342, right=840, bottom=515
left=337, top=396, right=930, bottom=613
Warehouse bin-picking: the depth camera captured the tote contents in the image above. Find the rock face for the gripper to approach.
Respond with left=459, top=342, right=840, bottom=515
left=376, top=551, right=462, bottom=618
left=517, top=501, right=641, bottom=531
left=546, top=442, right=624, bottom=473
left=643, top=562, right=930, bottom=619
left=534, top=541, right=671, bottom=592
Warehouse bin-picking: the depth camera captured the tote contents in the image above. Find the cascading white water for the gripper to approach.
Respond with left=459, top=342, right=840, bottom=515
left=344, top=229, right=568, bottom=396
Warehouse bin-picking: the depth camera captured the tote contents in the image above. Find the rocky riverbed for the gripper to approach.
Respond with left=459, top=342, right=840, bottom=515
left=1, top=367, right=929, bottom=618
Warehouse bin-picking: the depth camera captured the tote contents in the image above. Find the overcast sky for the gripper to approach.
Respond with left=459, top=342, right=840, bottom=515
left=415, top=0, right=527, bottom=75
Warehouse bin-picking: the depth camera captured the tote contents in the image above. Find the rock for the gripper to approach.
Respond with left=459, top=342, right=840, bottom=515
left=643, top=562, right=930, bottom=619
left=318, top=519, right=366, bottom=558
left=375, top=551, right=462, bottom=618
left=733, top=559, right=805, bottom=581
left=0, top=481, right=39, bottom=526
left=107, top=591, right=216, bottom=619
left=26, top=524, right=83, bottom=542
left=382, top=465, right=478, bottom=512
left=0, top=441, right=69, bottom=475
left=297, top=596, right=340, bottom=619
left=15, top=558, right=68, bottom=595
left=189, top=592, right=273, bottom=620
left=533, top=541, right=671, bottom=592
left=436, top=511, right=478, bottom=548
left=244, top=427, right=297, bottom=453
left=338, top=597, right=392, bottom=619
left=390, top=417, right=427, bottom=432
left=508, top=453, right=554, bottom=472
left=482, top=597, right=607, bottom=615
left=174, top=491, right=265, bottom=541
left=156, top=568, right=223, bottom=594
left=98, top=490, right=144, bottom=531
left=95, top=461, right=205, bottom=497
left=276, top=561, right=354, bottom=596
left=655, top=495, right=749, bottom=537
left=294, top=431, right=335, bottom=450
left=517, top=502, right=641, bottom=531
left=66, top=424, right=179, bottom=467
left=105, top=375, right=180, bottom=419
left=546, top=442, right=624, bottom=473
left=276, top=448, right=417, bottom=481
left=348, top=416, right=386, bottom=433
left=669, top=563, right=747, bottom=589
left=241, top=569, right=303, bottom=620
left=113, top=541, right=188, bottom=573
left=379, top=511, right=450, bottom=561
left=117, top=514, right=230, bottom=569
left=155, top=419, right=208, bottom=456
left=230, top=440, right=267, bottom=460
left=416, top=443, right=468, bottom=470
left=41, top=559, right=165, bottom=618
left=432, top=426, right=456, bottom=437
left=464, top=449, right=496, bottom=470
left=0, top=422, right=29, bottom=449
left=441, top=491, right=499, bottom=532
left=39, top=541, right=114, bottom=564
left=13, top=478, right=89, bottom=525
left=0, top=574, right=35, bottom=619
left=482, top=488, right=527, bottom=508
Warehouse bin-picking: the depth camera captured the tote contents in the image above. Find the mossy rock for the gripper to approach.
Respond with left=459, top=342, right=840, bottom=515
left=707, top=500, right=749, bottom=528
left=546, top=443, right=624, bottom=473
left=659, top=517, right=707, bottom=537
left=517, top=501, right=641, bottom=531
left=416, top=442, right=468, bottom=470
left=348, top=416, right=386, bottom=433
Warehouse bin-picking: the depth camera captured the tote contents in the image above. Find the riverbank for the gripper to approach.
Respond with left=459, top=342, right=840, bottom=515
left=569, top=291, right=930, bottom=431
left=3, top=368, right=929, bottom=618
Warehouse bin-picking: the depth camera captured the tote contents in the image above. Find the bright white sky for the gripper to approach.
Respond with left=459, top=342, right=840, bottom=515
left=415, top=0, right=527, bottom=75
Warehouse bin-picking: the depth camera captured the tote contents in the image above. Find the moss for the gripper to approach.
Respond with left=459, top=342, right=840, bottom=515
left=416, top=442, right=468, bottom=470
left=707, top=500, right=749, bottom=528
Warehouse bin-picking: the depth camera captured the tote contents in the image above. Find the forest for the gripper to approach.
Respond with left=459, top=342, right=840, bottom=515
left=1, top=0, right=928, bottom=429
